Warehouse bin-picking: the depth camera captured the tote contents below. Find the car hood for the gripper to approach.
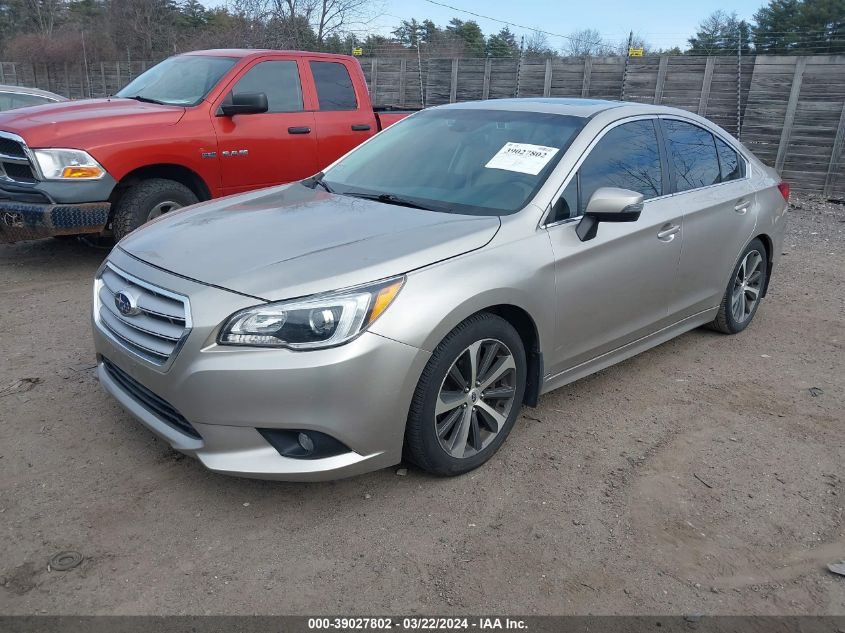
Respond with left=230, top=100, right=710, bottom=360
left=0, top=98, right=185, bottom=147
left=118, top=183, right=501, bottom=301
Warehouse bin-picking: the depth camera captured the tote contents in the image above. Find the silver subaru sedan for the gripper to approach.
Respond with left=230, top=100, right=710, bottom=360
left=92, top=98, right=788, bottom=481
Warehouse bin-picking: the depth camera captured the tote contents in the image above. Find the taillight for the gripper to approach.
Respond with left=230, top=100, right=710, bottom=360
left=777, top=181, right=790, bottom=201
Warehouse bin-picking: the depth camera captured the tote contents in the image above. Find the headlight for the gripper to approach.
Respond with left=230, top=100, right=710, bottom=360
left=218, top=277, right=405, bottom=349
left=33, top=148, right=106, bottom=180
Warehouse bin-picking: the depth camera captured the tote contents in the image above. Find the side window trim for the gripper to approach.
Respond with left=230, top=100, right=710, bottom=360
left=543, top=114, right=664, bottom=228
left=657, top=115, right=751, bottom=194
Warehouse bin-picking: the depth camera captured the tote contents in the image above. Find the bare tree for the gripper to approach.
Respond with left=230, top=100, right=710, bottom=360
left=563, top=28, right=612, bottom=57
left=239, top=0, right=379, bottom=45
left=23, top=0, right=64, bottom=36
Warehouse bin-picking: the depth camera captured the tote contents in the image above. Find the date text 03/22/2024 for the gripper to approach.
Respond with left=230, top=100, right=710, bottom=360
left=306, top=617, right=528, bottom=630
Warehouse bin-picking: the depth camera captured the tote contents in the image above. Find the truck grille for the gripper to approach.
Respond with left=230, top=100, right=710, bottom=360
left=102, top=357, right=201, bottom=439
left=95, top=263, right=191, bottom=366
left=0, top=132, right=38, bottom=183
left=0, top=137, right=26, bottom=158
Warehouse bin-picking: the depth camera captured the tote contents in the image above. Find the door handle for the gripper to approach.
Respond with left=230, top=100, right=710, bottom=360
left=734, top=199, right=751, bottom=214
left=657, top=224, right=681, bottom=242
left=288, top=126, right=311, bottom=134
left=351, top=124, right=371, bottom=131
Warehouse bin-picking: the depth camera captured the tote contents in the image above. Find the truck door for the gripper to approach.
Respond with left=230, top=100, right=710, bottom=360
left=305, top=59, right=378, bottom=166
left=211, top=58, right=318, bottom=195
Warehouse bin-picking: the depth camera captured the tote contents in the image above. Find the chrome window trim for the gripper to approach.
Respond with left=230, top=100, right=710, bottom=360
left=93, top=262, right=193, bottom=371
left=540, top=112, right=752, bottom=229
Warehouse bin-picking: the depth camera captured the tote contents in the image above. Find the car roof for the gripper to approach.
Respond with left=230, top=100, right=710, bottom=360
left=0, top=84, right=65, bottom=100
left=437, top=97, right=687, bottom=119
left=183, top=49, right=357, bottom=62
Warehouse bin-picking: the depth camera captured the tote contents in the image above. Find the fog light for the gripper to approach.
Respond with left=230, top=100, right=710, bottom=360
left=257, top=428, right=351, bottom=460
left=297, top=432, right=315, bottom=453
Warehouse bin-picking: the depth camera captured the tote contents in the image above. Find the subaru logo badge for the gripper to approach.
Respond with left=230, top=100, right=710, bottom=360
left=114, top=289, right=141, bottom=316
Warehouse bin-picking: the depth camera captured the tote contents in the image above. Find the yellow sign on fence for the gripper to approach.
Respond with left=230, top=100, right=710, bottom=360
left=628, top=48, right=644, bottom=57
left=352, top=47, right=363, bottom=56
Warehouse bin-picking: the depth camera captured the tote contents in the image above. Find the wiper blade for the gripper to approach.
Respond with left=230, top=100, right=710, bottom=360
left=342, top=191, right=440, bottom=212
left=123, top=95, right=167, bottom=105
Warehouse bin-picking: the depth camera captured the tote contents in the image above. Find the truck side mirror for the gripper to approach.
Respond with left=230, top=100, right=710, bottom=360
left=576, top=187, right=644, bottom=242
left=219, top=92, right=268, bottom=117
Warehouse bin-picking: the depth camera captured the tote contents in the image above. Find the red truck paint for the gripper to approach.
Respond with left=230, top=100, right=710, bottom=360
left=0, top=49, right=413, bottom=243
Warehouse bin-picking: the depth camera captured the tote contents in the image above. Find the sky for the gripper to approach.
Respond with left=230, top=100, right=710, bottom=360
left=201, top=0, right=766, bottom=51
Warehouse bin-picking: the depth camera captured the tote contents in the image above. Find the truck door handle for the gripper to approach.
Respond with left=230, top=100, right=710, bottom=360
left=657, top=224, right=681, bottom=242
left=734, top=199, right=751, bottom=214
left=351, top=124, right=371, bottom=131
left=288, top=126, right=311, bottom=135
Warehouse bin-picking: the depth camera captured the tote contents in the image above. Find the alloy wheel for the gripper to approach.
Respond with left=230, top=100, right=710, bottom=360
left=435, top=338, right=517, bottom=459
left=731, top=249, right=763, bottom=323
left=147, top=200, right=183, bottom=222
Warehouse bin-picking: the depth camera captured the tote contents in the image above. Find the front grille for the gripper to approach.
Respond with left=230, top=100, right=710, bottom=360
left=102, top=357, right=201, bottom=439
left=95, top=263, right=191, bottom=366
left=2, top=162, right=35, bottom=182
left=0, top=137, right=26, bottom=158
left=0, top=133, right=39, bottom=184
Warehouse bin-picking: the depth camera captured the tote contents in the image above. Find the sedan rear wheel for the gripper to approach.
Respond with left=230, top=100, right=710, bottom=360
left=708, top=238, right=768, bottom=334
left=404, top=313, right=526, bottom=476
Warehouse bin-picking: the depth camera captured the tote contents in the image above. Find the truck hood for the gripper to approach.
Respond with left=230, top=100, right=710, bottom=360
left=118, top=183, right=500, bottom=301
left=0, top=98, right=185, bottom=147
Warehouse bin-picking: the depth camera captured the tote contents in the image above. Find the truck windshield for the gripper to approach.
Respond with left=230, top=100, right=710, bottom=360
left=321, top=109, right=585, bottom=216
left=116, top=55, right=237, bottom=107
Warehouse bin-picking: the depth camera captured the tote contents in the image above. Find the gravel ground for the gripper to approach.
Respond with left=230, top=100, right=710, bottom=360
left=0, top=194, right=843, bottom=615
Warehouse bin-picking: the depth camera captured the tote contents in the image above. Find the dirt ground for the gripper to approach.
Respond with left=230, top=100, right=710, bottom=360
left=0, top=194, right=843, bottom=616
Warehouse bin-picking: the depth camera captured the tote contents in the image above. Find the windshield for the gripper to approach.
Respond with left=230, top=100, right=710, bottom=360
left=116, top=55, right=237, bottom=106
left=322, top=108, right=585, bottom=216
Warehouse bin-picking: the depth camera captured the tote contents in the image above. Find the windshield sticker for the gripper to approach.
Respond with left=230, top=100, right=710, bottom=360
left=484, top=142, right=560, bottom=175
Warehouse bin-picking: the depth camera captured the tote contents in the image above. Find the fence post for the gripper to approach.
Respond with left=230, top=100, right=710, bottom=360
left=823, top=99, right=845, bottom=196
left=698, top=57, right=715, bottom=116
left=543, top=58, right=553, bottom=97
left=482, top=58, right=491, bottom=100
left=581, top=57, right=592, bottom=97
left=0, top=63, right=4, bottom=84
left=775, top=57, right=807, bottom=172
left=450, top=58, right=458, bottom=103
left=370, top=58, right=378, bottom=103
left=100, top=62, right=107, bottom=97
left=398, top=59, right=406, bottom=108
left=652, top=56, right=668, bottom=104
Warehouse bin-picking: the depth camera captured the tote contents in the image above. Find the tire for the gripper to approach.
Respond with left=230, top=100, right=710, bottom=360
left=708, top=238, right=768, bottom=334
left=112, top=178, right=198, bottom=242
left=404, top=313, right=527, bottom=476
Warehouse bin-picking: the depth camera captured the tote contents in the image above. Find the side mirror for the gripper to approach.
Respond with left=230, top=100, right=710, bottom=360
left=575, top=187, right=644, bottom=242
left=219, top=92, right=268, bottom=116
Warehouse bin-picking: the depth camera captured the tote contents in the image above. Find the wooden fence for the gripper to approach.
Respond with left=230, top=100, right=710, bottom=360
left=360, top=54, right=845, bottom=196
left=0, top=55, right=842, bottom=195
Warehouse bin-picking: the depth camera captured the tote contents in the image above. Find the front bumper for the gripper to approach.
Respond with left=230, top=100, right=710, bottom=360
left=92, top=255, right=430, bottom=481
left=0, top=199, right=110, bottom=242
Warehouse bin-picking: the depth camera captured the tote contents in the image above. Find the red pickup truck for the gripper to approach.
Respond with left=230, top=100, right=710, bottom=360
left=0, top=49, right=412, bottom=243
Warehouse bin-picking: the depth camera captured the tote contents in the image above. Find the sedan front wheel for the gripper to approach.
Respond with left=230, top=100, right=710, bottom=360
left=404, top=313, right=526, bottom=476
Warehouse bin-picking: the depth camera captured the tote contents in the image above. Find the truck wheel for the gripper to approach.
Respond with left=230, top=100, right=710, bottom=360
left=112, top=179, right=198, bottom=241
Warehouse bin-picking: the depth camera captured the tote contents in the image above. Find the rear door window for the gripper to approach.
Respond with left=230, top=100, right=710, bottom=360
left=229, top=60, right=303, bottom=113
left=663, top=119, right=721, bottom=192
left=310, top=61, right=357, bottom=111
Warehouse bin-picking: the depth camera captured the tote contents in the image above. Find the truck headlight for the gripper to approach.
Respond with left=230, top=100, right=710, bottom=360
left=218, top=277, right=405, bottom=349
left=33, top=148, right=106, bottom=180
